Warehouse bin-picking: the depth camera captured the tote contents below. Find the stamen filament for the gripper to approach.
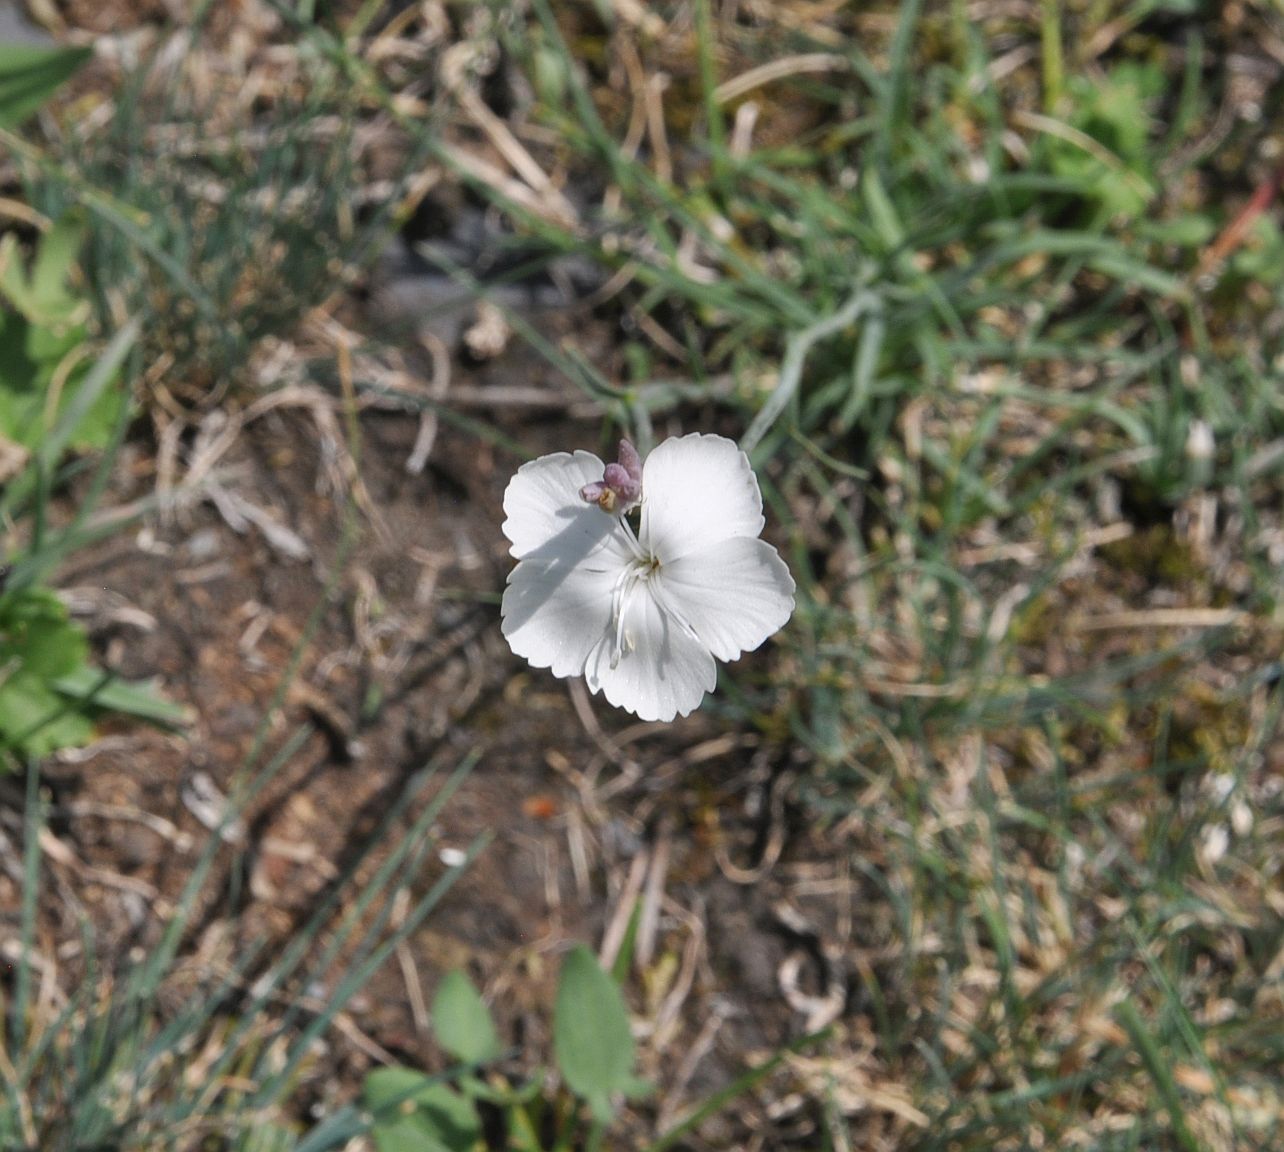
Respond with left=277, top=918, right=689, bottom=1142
left=616, top=514, right=647, bottom=562
left=609, top=565, right=641, bottom=668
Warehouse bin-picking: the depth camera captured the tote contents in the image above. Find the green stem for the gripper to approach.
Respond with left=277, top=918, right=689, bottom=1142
left=1040, top=0, right=1064, bottom=113
left=693, top=0, right=727, bottom=193
left=585, top=1118, right=607, bottom=1152
left=13, top=759, right=43, bottom=1054
left=740, top=289, right=881, bottom=458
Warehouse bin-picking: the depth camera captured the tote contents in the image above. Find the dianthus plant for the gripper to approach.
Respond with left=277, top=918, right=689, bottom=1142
left=501, top=434, right=795, bottom=722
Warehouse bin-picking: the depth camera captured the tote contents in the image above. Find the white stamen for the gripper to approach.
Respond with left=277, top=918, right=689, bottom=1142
left=605, top=512, right=655, bottom=668
left=609, top=565, right=640, bottom=668
left=616, top=514, right=647, bottom=561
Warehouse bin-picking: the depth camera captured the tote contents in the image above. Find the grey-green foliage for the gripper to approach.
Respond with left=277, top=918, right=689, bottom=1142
left=433, top=969, right=502, bottom=1066
left=479, top=0, right=1283, bottom=750
left=553, top=945, right=649, bottom=1124
left=364, top=1070, right=483, bottom=1152
left=425, top=11, right=1284, bottom=1145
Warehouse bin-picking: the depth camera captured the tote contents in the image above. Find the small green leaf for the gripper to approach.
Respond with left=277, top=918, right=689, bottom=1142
left=51, top=665, right=191, bottom=727
left=0, top=586, right=185, bottom=760
left=861, top=168, right=905, bottom=251
left=457, top=1070, right=542, bottom=1106
left=1043, top=63, right=1164, bottom=220
left=29, top=212, right=89, bottom=325
left=1231, top=217, right=1284, bottom=282
left=0, top=42, right=91, bottom=127
left=553, top=944, right=636, bottom=1123
left=432, top=969, right=501, bottom=1065
left=1137, top=214, right=1216, bottom=248
left=364, top=1068, right=481, bottom=1152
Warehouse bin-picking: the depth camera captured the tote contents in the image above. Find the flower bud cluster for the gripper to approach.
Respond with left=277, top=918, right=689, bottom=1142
left=580, top=440, right=643, bottom=514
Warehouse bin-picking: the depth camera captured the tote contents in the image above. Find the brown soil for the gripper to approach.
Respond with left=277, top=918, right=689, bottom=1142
left=5, top=310, right=835, bottom=1145
left=0, top=3, right=868, bottom=1143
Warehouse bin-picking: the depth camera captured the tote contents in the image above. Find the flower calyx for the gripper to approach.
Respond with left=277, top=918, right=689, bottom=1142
left=579, top=438, right=643, bottom=514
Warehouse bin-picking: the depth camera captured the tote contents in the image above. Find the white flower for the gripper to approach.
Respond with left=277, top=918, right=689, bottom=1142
left=501, top=433, right=796, bottom=722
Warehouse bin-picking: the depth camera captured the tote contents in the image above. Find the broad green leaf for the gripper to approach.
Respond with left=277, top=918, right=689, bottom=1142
left=553, top=944, right=635, bottom=1123
left=432, top=969, right=500, bottom=1064
left=0, top=317, right=112, bottom=452
left=1044, top=63, right=1163, bottom=219
left=456, top=1070, right=542, bottom=1106
left=0, top=310, right=37, bottom=397
left=622, top=1074, right=653, bottom=1100
left=0, top=586, right=185, bottom=760
left=0, top=213, right=89, bottom=328
left=1231, top=217, right=1284, bottom=282
left=0, top=587, right=97, bottom=757
left=0, top=233, right=27, bottom=308
left=364, top=1068, right=480, bottom=1152
left=0, top=42, right=91, bottom=127
left=0, top=586, right=87, bottom=679
left=0, top=313, right=130, bottom=470
left=0, top=220, right=127, bottom=455
left=0, top=671, right=93, bottom=757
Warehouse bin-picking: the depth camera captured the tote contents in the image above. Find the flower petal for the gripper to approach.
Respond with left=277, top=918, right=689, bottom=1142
left=640, top=434, right=766, bottom=563
left=502, top=451, right=625, bottom=563
left=657, top=537, right=795, bottom=662
left=501, top=451, right=640, bottom=680
left=585, top=582, right=717, bottom=722
left=502, top=558, right=615, bottom=680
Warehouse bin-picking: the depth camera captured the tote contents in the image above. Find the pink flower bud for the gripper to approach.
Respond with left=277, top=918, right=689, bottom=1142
left=580, top=439, right=643, bottom=513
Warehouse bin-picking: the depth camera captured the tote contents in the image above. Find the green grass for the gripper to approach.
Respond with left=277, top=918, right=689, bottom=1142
left=4, top=1, right=1283, bottom=1149
left=2, top=741, right=482, bottom=1151
left=457, top=1, right=1283, bottom=1148
left=17, top=2, right=439, bottom=409
left=0, top=14, right=469, bottom=1144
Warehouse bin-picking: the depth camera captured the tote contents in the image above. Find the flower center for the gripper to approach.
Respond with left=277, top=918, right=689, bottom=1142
left=605, top=516, right=702, bottom=670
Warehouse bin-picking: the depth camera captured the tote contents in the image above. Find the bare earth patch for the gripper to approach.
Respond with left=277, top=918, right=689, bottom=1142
left=8, top=310, right=844, bottom=1142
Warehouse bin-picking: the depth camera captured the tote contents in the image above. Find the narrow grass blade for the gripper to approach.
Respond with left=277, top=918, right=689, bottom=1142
left=50, top=666, right=192, bottom=727
left=645, top=1030, right=832, bottom=1152
left=741, top=289, right=880, bottom=457
left=1114, top=998, right=1202, bottom=1152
